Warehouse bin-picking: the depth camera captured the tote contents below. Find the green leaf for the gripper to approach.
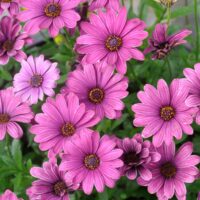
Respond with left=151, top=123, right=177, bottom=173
left=11, top=140, right=23, bottom=170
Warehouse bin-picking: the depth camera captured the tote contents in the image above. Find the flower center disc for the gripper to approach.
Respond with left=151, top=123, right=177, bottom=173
left=61, top=122, right=75, bottom=137
left=53, top=181, right=67, bottom=196
left=88, top=88, right=104, bottom=104
left=160, top=162, right=177, bottom=178
left=123, top=152, right=140, bottom=166
left=45, top=3, right=61, bottom=17
left=0, top=114, right=10, bottom=124
left=84, top=154, right=100, bottom=170
left=106, top=35, right=122, bottom=51
left=2, top=40, right=13, bottom=51
left=30, top=74, right=43, bottom=87
left=160, top=106, right=175, bottom=121
left=0, top=0, right=12, bottom=3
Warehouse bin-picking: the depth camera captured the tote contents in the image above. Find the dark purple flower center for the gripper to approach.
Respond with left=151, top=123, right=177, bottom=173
left=30, top=74, right=43, bottom=87
left=84, top=154, right=100, bottom=170
left=160, top=162, right=177, bottom=178
left=160, top=106, right=175, bottom=121
left=154, top=42, right=173, bottom=59
left=106, top=35, right=122, bottom=51
left=44, top=3, right=61, bottom=17
left=0, top=113, right=10, bottom=124
left=123, top=152, right=140, bottom=167
left=53, top=181, right=67, bottom=196
left=88, top=88, right=104, bottom=104
left=61, top=122, right=76, bottom=137
left=0, top=0, right=12, bottom=2
left=2, top=40, right=13, bottom=51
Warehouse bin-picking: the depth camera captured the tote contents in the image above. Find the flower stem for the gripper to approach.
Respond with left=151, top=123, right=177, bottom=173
left=167, top=3, right=171, bottom=27
left=6, top=135, right=12, bottom=158
left=166, top=58, right=172, bottom=79
left=194, top=0, right=199, bottom=61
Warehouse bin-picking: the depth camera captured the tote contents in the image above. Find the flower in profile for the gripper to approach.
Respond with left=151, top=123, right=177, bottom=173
left=0, top=190, right=22, bottom=200
left=155, top=0, right=177, bottom=7
left=18, top=0, right=81, bottom=37
left=13, top=55, right=60, bottom=105
left=138, top=142, right=200, bottom=200
left=132, top=79, right=196, bottom=147
left=89, top=0, right=120, bottom=11
left=117, top=134, right=161, bottom=181
left=30, top=93, right=100, bottom=154
left=0, top=16, right=28, bottom=65
left=0, top=0, right=19, bottom=16
left=27, top=161, right=79, bottom=200
left=0, top=88, right=33, bottom=141
left=60, top=131, right=123, bottom=195
left=183, top=63, right=200, bottom=125
left=63, top=62, right=129, bottom=119
left=144, top=23, right=191, bottom=60
left=76, top=7, right=148, bottom=74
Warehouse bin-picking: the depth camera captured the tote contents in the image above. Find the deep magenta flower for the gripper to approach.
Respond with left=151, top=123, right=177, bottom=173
left=0, top=0, right=19, bottom=16
left=132, top=79, right=196, bottom=147
left=144, top=23, right=192, bottom=60
left=27, top=161, right=79, bottom=200
left=18, top=0, right=81, bottom=37
left=89, top=0, right=120, bottom=11
left=30, top=93, right=100, bottom=154
left=0, top=190, right=22, bottom=200
left=0, top=16, right=28, bottom=65
left=137, top=142, right=200, bottom=200
left=183, top=63, right=200, bottom=125
left=0, top=88, right=33, bottom=140
left=117, top=134, right=161, bottom=181
left=13, top=55, right=60, bottom=105
left=76, top=7, right=148, bottom=74
left=60, top=131, right=123, bottom=195
left=63, top=62, right=128, bottom=120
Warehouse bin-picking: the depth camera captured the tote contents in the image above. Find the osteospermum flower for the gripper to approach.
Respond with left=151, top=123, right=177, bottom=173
left=30, top=93, right=100, bottom=154
left=13, top=55, right=60, bottom=105
left=0, top=88, right=33, bottom=140
left=89, top=0, right=120, bottom=11
left=60, top=131, right=124, bottom=195
left=132, top=79, right=196, bottom=147
left=117, top=134, right=161, bottom=181
left=137, top=142, right=200, bottom=200
left=0, top=16, right=28, bottom=65
left=0, top=190, right=22, bottom=200
left=63, top=62, right=129, bottom=119
left=198, top=192, right=200, bottom=200
left=76, top=7, right=148, bottom=74
left=0, top=0, right=19, bottom=16
left=18, top=0, right=81, bottom=37
left=144, top=23, right=191, bottom=60
left=27, top=161, right=79, bottom=200
left=183, top=63, right=200, bottom=125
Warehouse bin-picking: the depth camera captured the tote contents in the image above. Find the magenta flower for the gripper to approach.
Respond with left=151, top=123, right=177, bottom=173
left=198, top=192, right=200, bottom=200
left=0, top=88, right=33, bottom=141
left=0, top=190, right=22, bottom=200
left=117, top=134, right=161, bottom=181
left=0, top=0, right=19, bottom=16
left=183, top=63, right=200, bottom=125
left=13, top=55, right=60, bottom=105
left=27, top=161, right=79, bottom=200
left=137, top=142, right=200, bottom=200
left=60, top=131, right=123, bottom=195
left=30, top=93, right=100, bottom=154
left=144, top=23, right=192, bottom=60
left=132, top=79, right=196, bottom=147
left=18, top=0, right=81, bottom=37
left=89, top=0, right=120, bottom=11
left=0, top=16, right=28, bottom=65
left=63, top=62, right=128, bottom=119
left=76, top=7, right=148, bottom=74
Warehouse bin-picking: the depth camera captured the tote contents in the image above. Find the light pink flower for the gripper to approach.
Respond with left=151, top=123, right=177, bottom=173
left=0, top=88, right=33, bottom=140
left=30, top=93, right=100, bottom=154
left=132, top=79, right=196, bottom=147
left=27, top=161, right=79, bottom=200
left=0, top=0, right=19, bottom=16
left=13, top=55, right=60, bottom=105
left=76, top=7, right=148, bottom=74
left=138, top=142, right=200, bottom=200
left=89, top=0, right=120, bottom=11
left=60, top=130, right=124, bottom=195
left=0, top=190, right=22, bottom=200
left=18, top=0, right=81, bottom=37
left=63, top=62, right=128, bottom=119
left=144, top=23, right=192, bottom=60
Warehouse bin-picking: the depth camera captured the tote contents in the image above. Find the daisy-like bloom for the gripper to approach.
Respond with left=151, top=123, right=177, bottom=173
left=0, top=0, right=19, bottom=16
left=183, top=63, right=200, bottom=125
left=60, top=131, right=124, bottom=195
left=13, top=55, right=60, bottom=105
left=132, top=79, right=196, bottom=147
left=27, top=161, right=79, bottom=200
left=30, top=92, right=100, bottom=154
left=76, top=7, right=148, bottom=74
left=64, top=62, right=128, bottom=119
left=18, top=0, right=81, bottom=37
left=154, top=0, right=177, bottom=7
left=117, top=134, right=161, bottom=181
left=0, top=190, right=22, bottom=200
left=144, top=23, right=192, bottom=60
left=137, top=142, right=200, bottom=200
left=0, top=16, right=28, bottom=65
left=0, top=88, right=33, bottom=141
left=89, top=0, right=120, bottom=11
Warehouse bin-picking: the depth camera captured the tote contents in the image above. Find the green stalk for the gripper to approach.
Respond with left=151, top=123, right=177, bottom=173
left=166, top=58, right=172, bottom=79
left=194, top=0, right=199, bottom=61
left=167, top=3, right=171, bottom=27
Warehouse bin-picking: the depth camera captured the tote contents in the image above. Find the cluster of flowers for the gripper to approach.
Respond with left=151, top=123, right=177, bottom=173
left=0, top=0, right=200, bottom=200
